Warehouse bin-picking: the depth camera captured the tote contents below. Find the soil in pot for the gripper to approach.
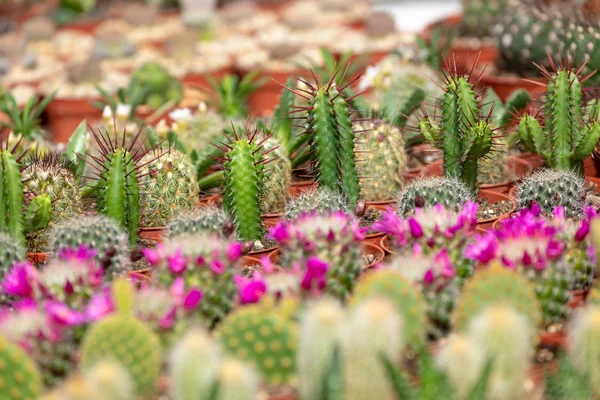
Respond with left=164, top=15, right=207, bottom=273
left=477, top=190, right=516, bottom=230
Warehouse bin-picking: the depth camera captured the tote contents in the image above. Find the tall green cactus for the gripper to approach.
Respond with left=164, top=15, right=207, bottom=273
left=420, top=70, right=493, bottom=194
left=283, top=68, right=363, bottom=206
left=86, top=126, right=163, bottom=245
left=518, top=65, right=600, bottom=174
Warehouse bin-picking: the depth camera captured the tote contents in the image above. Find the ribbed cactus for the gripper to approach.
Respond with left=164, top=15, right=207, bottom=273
left=526, top=259, right=572, bottom=325
left=351, top=269, right=428, bottom=350
left=515, top=169, right=587, bottom=218
left=167, top=206, right=233, bottom=239
left=353, top=120, right=407, bottom=201
left=397, top=177, right=475, bottom=215
left=0, top=335, right=42, bottom=400
left=568, top=304, right=600, bottom=393
left=283, top=187, right=351, bottom=220
left=343, top=297, right=404, bottom=400
left=21, top=151, right=83, bottom=253
left=0, top=232, right=25, bottom=274
left=138, top=149, right=200, bottom=227
left=518, top=64, right=600, bottom=174
left=419, top=68, right=494, bottom=194
left=271, top=212, right=364, bottom=299
left=461, top=0, right=514, bottom=37
left=259, top=136, right=291, bottom=214
left=219, top=305, right=298, bottom=386
left=50, top=214, right=130, bottom=277
left=283, top=68, right=362, bottom=206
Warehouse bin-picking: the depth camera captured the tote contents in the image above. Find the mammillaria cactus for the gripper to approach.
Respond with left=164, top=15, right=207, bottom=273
left=517, top=60, right=600, bottom=174
left=397, top=177, right=475, bottom=215
left=515, top=169, right=588, bottom=218
left=22, top=151, right=83, bottom=253
left=282, top=187, right=351, bottom=220
left=270, top=211, right=365, bottom=299
left=218, top=304, right=297, bottom=386
left=461, top=0, right=515, bottom=37
left=0, top=232, right=25, bottom=274
left=351, top=269, right=428, bottom=350
left=353, top=120, right=407, bottom=201
left=167, top=206, right=233, bottom=239
left=50, top=214, right=130, bottom=277
left=568, top=304, right=600, bottom=393
left=0, top=335, right=42, bottom=400
left=137, top=149, right=200, bottom=227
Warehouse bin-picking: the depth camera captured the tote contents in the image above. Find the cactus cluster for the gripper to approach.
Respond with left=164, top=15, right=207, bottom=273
left=167, top=206, right=233, bottom=239
left=283, top=187, right=351, bottom=220
left=0, top=335, right=42, bottom=400
left=397, top=177, right=475, bottom=215
left=131, top=61, right=183, bottom=109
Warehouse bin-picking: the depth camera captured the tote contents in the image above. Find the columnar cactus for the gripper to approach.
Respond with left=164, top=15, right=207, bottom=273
left=0, top=232, right=25, bottom=274
left=515, top=168, right=588, bottom=218
left=518, top=62, right=600, bottom=174
left=50, top=214, right=131, bottom=276
left=21, top=151, right=83, bottom=253
left=137, top=149, right=200, bottom=227
left=568, top=304, right=600, bottom=393
left=353, top=120, right=407, bottom=201
left=283, top=187, right=351, bottom=220
left=283, top=68, right=362, bottom=206
left=419, top=67, right=494, bottom=194
left=259, top=136, right=291, bottom=215
left=397, top=177, right=475, bottom=215
left=167, top=206, right=233, bottom=239
left=270, top=211, right=365, bottom=299
left=0, top=335, right=42, bottom=400
left=218, top=305, right=298, bottom=386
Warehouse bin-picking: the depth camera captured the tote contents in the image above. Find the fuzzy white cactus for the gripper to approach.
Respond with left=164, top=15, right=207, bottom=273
left=436, top=334, right=485, bottom=399
left=568, top=305, right=600, bottom=393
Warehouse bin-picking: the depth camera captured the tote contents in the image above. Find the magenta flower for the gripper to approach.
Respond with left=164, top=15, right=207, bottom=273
left=234, top=273, right=267, bottom=304
left=167, top=249, right=186, bottom=274
left=2, top=262, right=37, bottom=298
left=408, top=218, right=423, bottom=238
left=435, top=249, right=455, bottom=278
left=170, top=277, right=185, bottom=300
left=210, top=259, right=226, bottom=275
left=158, top=307, right=176, bottom=329
left=183, top=288, right=203, bottom=310
left=300, top=257, right=329, bottom=291
left=269, top=223, right=289, bottom=242
left=260, top=255, right=276, bottom=273
left=373, top=210, right=408, bottom=247
left=227, top=242, right=243, bottom=261
left=142, top=247, right=161, bottom=266
left=464, top=231, right=498, bottom=264
left=58, top=245, right=98, bottom=263
left=423, top=269, right=434, bottom=284
left=46, top=301, right=86, bottom=326
left=85, top=287, right=115, bottom=321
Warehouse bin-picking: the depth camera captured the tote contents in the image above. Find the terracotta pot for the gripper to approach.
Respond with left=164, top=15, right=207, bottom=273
left=248, top=245, right=279, bottom=258
left=492, top=213, right=510, bottom=230
left=569, top=289, right=589, bottom=309
left=267, top=243, right=383, bottom=270
left=58, top=19, right=102, bottom=35
left=403, top=168, right=421, bottom=183
left=257, top=0, right=293, bottom=13
left=243, top=69, right=309, bottom=117
left=380, top=235, right=394, bottom=255
left=538, top=329, right=567, bottom=349
left=514, top=152, right=545, bottom=170
left=46, top=98, right=102, bottom=143
left=421, top=14, right=498, bottom=74
left=261, top=213, right=282, bottom=228
left=27, top=252, right=51, bottom=265
left=289, top=180, right=315, bottom=197
left=138, top=226, right=165, bottom=242
left=342, top=51, right=390, bottom=84
left=199, top=193, right=220, bottom=206
left=421, top=156, right=533, bottom=194
left=136, top=105, right=173, bottom=126
left=127, top=270, right=152, bottom=285
left=182, top=66, right=235, bottom=92
left=478, top=73, right=547, bottom=102
left=584, top=157, right=599, bottom=178
left=477, top=190, right=516, bottom=231
left=241, top=255, right=262, bottom=267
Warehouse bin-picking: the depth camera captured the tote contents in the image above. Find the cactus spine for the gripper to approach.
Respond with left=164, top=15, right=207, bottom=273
left=283, top=187, right=351, bottom=220
left=260, top=136, right=291, bottom=215
left=167, top=206, right=233, bottom=239
left=397, top=177, right=475, bottom=215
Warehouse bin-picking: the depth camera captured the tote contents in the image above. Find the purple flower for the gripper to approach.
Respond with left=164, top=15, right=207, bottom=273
left=423, top=269, right=434, bottom=284
left=210, top=260, right=226, bottom=275
left=2, top=262, right=37, bottom=298
left=85, top=287, right=115, bottom=321
left=269, top=223, right=289, bottom=243
left=575, top=220, right=590, bottom=242
left=183, top=288, right=203, bottom=310
left=373, top=210, right=408, bottom=247
left=143, top=247, right=161, bottom=266
left=167, top=249, right=186, bottom=274
left=234, top=273, right=267, bottom=304
left=46, top=301, right=86, bottom=326
left=301, top=257, right=329, bottom=291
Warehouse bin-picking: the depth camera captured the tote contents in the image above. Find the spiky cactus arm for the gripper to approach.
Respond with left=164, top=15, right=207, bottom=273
left=0, top=139, right=27, bottom=248
left=310, top=87, right=340, bottom=194
left=272, top=77, right=296, bottom=150
left=333, top=90, right=361, bottom=206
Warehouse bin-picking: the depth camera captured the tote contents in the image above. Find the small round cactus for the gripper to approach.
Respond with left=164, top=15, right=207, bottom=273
left=138, top=149, right=200, bottom=228
left=83, top=360, right=135, bottom=400
left=515, top=169, right=587, bottom=218
left=216, top=357, right=260, bottom=400
left=351, top=269, right=428, bottom=350
left=461, top=0, right=514, bottom=37
left=166, top=206, right=233, bottom=239
left=49, top=214, right=130, bottom=276
left=282, top=187, right=351, bottom=221
left=397, top=177, right=475, bottom=216
left=524, top=260, right=572, bottom=326
left=0, top=335, right=42, bottom=400
left=0, top=232, right=25, bottom=274
left=353, top=120, right=407, bottom=201
left=80, top=315, right=162, bottom=398
left=435, top=334, right=485, bottom=399
left=259, top=136, right=291, bottom=215
left=218, top=305, right=297, bottom=386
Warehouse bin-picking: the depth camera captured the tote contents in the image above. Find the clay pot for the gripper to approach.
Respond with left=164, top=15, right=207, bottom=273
left=478, top=73, right=547, bottom=103
left=241, top=255, right=262, bottom=267
left=267, top=242, right=384, bottom=270
left=569, top=289, right=589, bottom=309
left=138, top=227, right=165, bottom=242
left=27, top=252, right=51, bottom=265
left=584, top=157, right=599, bottom=178
left=261, top=213, right=282, bottom=228
left=256, top=0, right=293, bottom=13
left=248, top=245, right=279, bottom=258
left=514, top=152, right=545, bottom=170
left=242, top=69, right=309, bottom=117
left=421, top=156, right=533, bottom=195
left=199, top=193, right=221, bottom=206
left=477, top=190, right=516, bottom=231
left=46, top=98, right=102, bottom=143
left=538, top=329, right=567, bottom=349
left=289, top=180, right=315, bottom=197
left=380, top=235, right=394, bottom=255
left=403, top=168, right=421, bottom=183
left=421, top=14, right=498, bottom=74
left=182, top=66, right=235, bottom=93
left=127, top=270, right=153, bottom=286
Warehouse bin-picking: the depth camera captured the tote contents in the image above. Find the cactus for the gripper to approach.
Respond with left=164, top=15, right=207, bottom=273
left=50, top=214, right=130, bottom=277
left=298, top=298, right=345, bottom=400
left=137, top=149, right=200, bottom=227
left=461, top=0, right=514, bottom=37
left=131, top=62, right=182, bottom=109
left=528, top=260, right=572, bottom=326
left=518, top=63, right=600, bottom=174
left=21, top=152, right=83, bottom=253
left=467, top=305, right=534, bottom=400
left=83, top=360, right=135, bottom=400
left=216, top=357, right=260, bottom=400
left=283, top=67, right=362, bottom=206
left=545, top=354, right=594, bottom=400
left=167, top=206, right=233, bottom=239
left=353, top=120, right=407, bottom=201
left=0, top=335, right=42, bottom=400
left=453, top=263, right=542, bottom=336
left=435, top=334, right=486, bottom=399
left=271, top=212, right=364, bottom=299
left=218, top=305, right=297, bottom=386
left=568, top=304, right=600, bottom=393
left=342, top=297, right=404, bottom=400
left=515, top=169, right=587, bottom=218
left=0, top=232, right=25, bottom=274
left=561, top=5, right=600, bottom=87
left=351, top=269, right=428, bottom=350
left=283, top=187, right=351, bottom=220
left=396, top=177, right=475, bottom=215
left=419, top=66, right=494, bottom=194
left=259, top=136, right=291, bottom=214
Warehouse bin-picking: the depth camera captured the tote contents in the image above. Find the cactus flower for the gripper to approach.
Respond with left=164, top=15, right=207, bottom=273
left=2, top=262, right=37, bottom=298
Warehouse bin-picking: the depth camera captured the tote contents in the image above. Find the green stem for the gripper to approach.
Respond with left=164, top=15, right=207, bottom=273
left=196, top=146, right=224, bottom=179
left=0, top=150, right=25, bottom=247
left=198, top=170, right=224, bottom=190
left=462, top=159, right=478, bottom=196
left=291, top=146, right=311, bottom=169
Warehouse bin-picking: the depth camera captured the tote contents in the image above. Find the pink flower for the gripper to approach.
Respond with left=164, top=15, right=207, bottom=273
left=423, top=269, right=434, bottom=284
left=46, top=301, right=86, bottom=326
left=373, top=210, right=408, bottom=247
left=260, top=255, right=276, bottom=273
left=2, top=262, right=37, bottom=298
left=227, top=242, right=243, bottom=261
left=85, top=287, right=115, bottom=321
left=159, top=308, right=176, bottom=329
left=210, top=260, right=226, bottom=275
left=58, top=245, right=98, bottom=263
left=143, top=247, right=161, bottom=266
left=408, top=218, right=423, bottom=238
left=167, top=249, right=186, bottom=274
left=183, top=288, right=203, bottom=310
left=269, top=223, right=289, bottom=242
left=234, top=273, right=267, bottom=304
left=464, top=232, right=497, bottom=264
left=435, top=249, right=455, bottom=278
left=575, top=220, right=590, bottom=242
left=301, top=257, right=329, bottom=291
left=170, top=278, right=185, bottom=300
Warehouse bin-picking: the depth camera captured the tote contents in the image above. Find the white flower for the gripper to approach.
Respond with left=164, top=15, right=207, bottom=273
left=116, top=104, right=132, bottom=119
left=169, top=108, right=193, bottom=122
left=358, top=65, right=380, bottom=91
left=102, top=105, right=113, bottom=120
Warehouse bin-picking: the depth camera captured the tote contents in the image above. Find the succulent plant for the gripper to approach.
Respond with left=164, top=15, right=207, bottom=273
left=545, top=354, right=594, bottom=400
left=218, top=304, right=297, bottom=386
left=282, top=187, right=351, bottom=220
left=515, top=169, right=587, bottom=218
left=207, top=72, right=263, bottom=119
left=259, top=136, right=291, bottom=215
left=271, top=211, right=365, bottom=299
left=568, top=304, right=600, bottom=393
left=396, top=176, right=475, bottom=216
left=137, top=149, right=200, bottom=228
left=21, top=152, right=83, bottom=253
left=216, top=357, right=260, bottom=400
left=353, top=120, right=407, bottom=201
left=167, top=206, right=233, bottom=239
left=435, top=334, right=486, bottom=399
left=461, top=0, right=515, bottom=37
left=0, top=232, right=25, bottom=275
left=131, top=62, right=183, bottom=109
left=0, top=335, right=42, bottom=400
left=561, top=2, right=600, bottom=87
left=351, top=269, right=428, bottom=350
left=50, top=214, right=130, bottom=277
left=0, top=90, right=55, bottom=141
left=419, top=63, right=494, bottom=194
left=517, top=62, right=600, bottom=174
